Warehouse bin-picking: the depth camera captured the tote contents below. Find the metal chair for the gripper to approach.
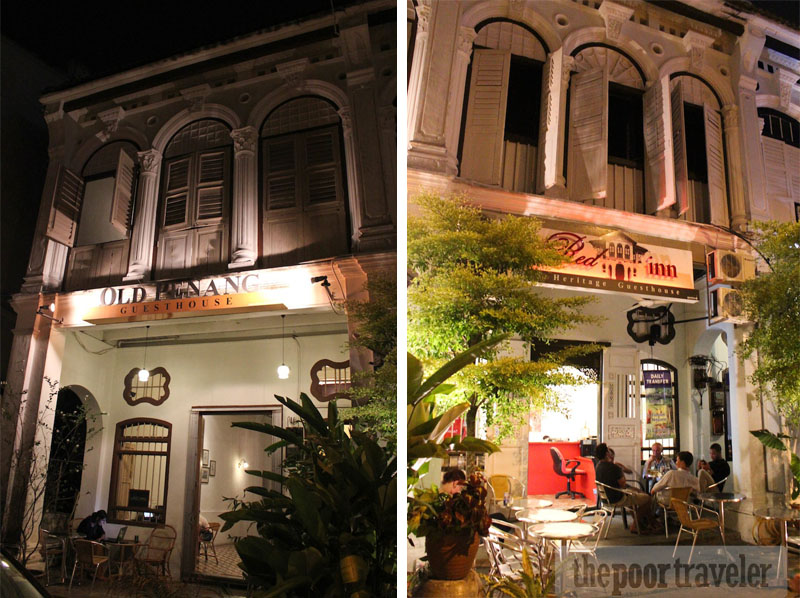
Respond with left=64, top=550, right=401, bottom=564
left=38, top=528, right=64, bottom=586
left=657, top=486, right=692, bottom=538
left=135, top=524, right=177, bottom=576
left=595, top=481, right=640, bottom=538
left=700, top=475, right=730, bottom=512
left=671, top=497, right=722, bottom=563
left=70, top=539, right=109, bottom=592
left=200, top=521, right=220, bottom=564
left=550, top=447, right=586, bottom=499
left=569, top=509, right=609, bottom=559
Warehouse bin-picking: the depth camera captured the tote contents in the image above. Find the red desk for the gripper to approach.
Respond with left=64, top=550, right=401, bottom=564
left=527, top=442, right=595, bottom=499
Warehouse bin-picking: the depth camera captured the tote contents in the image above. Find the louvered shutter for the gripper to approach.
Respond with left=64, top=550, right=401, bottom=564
left=265, top=138, right=298, bottom=210
left=163, top=158, right=190, bottom=227
left=46, top=167, right=85, bottom=247
left=762, top=137, right=790, bottom=198
left=196, top=150, right=226, bottom=222
left=460, top=49, right=511, bottom=185
left=567, top=68, right=608, bottom=200
left=109, top=150, right=136, bottom=234
left=670, top=81, right=689, bottom=215
left=305, top=130, right=339, bottom=206
left=643, top=78, right=671, bottom=213
left=703, top=105, right=728, bottom=227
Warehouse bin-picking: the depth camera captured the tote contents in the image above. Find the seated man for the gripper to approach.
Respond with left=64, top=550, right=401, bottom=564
left=697, top=460, right=715, bottom=492
left=198, top=514, right=214, bottom=542
left=77, top=510, right=107, bottom=542
left=608, top=447, right=633, bottom=475
left=643, top=442, right=676, bottom=477
left=709, top=443, right=731, bottom=490
left=595, top=443, right=655, bottom=533
left=650, top=451, right=699, bottom=507
left=440, top=469, right=466, bottom=495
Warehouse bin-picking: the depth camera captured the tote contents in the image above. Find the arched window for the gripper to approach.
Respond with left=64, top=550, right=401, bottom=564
left=459, top=20, right=547, bottom=192
left=156, top=119, right=232, bottom=279
left=757, top=107, right=800, bottom=204
left=261, top=97, right=349, bottom=268
left=108, top=418, right=171, bottom=526
left=624, top=244, right=631, bottom=260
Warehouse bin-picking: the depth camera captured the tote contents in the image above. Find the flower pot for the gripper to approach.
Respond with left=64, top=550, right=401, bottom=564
left=425, top=531, right=480, bottom=580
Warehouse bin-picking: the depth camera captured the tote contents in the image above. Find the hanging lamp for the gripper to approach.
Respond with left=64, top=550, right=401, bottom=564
left=277, top=315, right=290, bottom=379
left=138, top=325, right=150, bottom=382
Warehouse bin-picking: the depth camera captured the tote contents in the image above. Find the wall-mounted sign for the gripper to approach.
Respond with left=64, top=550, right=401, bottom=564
left=539, top=230, right=699, bottom=302
left=643, top=370, right=676, bottom=440
left=81, top=272, right=289, bottom=324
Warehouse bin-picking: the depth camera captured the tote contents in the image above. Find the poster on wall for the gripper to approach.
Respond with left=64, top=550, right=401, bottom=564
left=644, top=370, right=675, bottom=439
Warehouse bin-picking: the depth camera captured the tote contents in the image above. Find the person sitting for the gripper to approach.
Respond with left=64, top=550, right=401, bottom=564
left=608, top=447, right=633, bottom=475
left=198, top=514, right=213, bottom=542
left=77, top=510, right=107, bottom=542
left=440, top=469, right=466, bottom=495
left=697, top=459, right=715, bottom=492
left=708, top=443, right=731, bottom=490
left=643, top=443, right=676, bottom=477
left=595, top=443, right=655, bottom=533
left=650, top=451, right=699, bottom=507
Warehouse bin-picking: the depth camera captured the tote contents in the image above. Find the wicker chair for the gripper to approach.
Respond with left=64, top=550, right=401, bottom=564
left=488, top=475, right=525, bottom=504
left=38, top=528, right=65, bottom=586
left=200, top=522, right=221, bottom=564
left=136, top=525, right=177, bottom=576
left=69, top=539, right=109, bottom=591
left=656, top=486, right=693, bottom=538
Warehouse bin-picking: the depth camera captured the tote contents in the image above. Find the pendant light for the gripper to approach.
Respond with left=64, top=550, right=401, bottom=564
left=277, top=315, right=290, bottom=379
left=138, top=325, right=150, bottom=382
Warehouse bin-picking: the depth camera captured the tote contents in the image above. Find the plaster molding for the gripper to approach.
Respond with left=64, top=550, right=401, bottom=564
left=180, top=84, right=212, bottom=112
left=682, top=30, right=715, bottom=71
left=722, top=105, right=739, bottom=129
left=738, top=24, right=766, bottom=74
left=95, top=106, right=126, bottom=142
left=738, top=74, right=759, bottom=92
left=137, top=149, right=162, bottom=174
left=777, top=69, right=797, bottom=109
left=338, top=24, right=371, bottom=69
left=767, top=49, right=800, bottom=72
left=152, top=104, right=240, bottom=152
left=598, top=1, right=635, bottom=42
left=246, top=80, right=350, bottom=129
left=457, top=26, right=477, bottom=58
left=346, top=67, right=375, bottom=88
left=276, top=58, right=311, bottom=90
left=230, top=126, right=258, bottom=154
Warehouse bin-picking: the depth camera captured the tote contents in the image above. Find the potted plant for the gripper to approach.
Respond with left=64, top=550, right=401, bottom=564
left=408, top=472, right=491, bottom=580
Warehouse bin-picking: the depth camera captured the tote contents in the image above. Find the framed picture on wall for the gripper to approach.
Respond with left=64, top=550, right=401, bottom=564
left=209, top=460, right=216, bottom=477
left=202, top=449, right=210, bottom=467
left=201, top=467, right=210, bottom=483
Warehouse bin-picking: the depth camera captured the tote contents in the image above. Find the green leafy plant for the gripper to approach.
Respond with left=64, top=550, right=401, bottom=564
left=407, top=473, right=491, bottom=539
left=750, top=429, right=800, bottom=500
left=408, top=193, right=600, bottom=442
left=480, top=546, right=556, bottom=598
left=221, top=394, right=396, bottom=597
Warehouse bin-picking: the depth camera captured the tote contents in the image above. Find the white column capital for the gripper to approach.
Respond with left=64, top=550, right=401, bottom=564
left=230, top=126, right=258, bottom=155
left=137, top=149, right=162, bottom=174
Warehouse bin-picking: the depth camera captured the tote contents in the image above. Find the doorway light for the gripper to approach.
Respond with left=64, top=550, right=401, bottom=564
left=277, top=315, right=290, bottom=379
left=238, top=459, right=249, bottom=470
left=138, top=325, right=150, bottom=382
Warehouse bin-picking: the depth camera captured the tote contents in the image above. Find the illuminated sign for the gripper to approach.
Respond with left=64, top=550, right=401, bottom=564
left=539, top=229, right=699, bottom=302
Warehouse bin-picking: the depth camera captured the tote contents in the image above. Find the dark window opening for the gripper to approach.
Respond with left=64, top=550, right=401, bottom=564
left=608, top=83, right=644, bottom=168
left=758, top=107, right=800, bottom=148
left=504, top=55, right=543, bottom=145
left=684, top=103, right=707, bottom=182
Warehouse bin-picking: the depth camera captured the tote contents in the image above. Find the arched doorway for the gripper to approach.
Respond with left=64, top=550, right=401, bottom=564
left=42, top=389, right=88, bottom=523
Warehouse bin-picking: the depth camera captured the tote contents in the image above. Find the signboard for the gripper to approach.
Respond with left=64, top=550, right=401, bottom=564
left=539, top=229, right=699, bottom=302
left=643, top=370, right=675, bottom=440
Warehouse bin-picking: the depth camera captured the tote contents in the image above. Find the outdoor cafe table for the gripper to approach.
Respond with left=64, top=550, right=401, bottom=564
left=501, top=498, right=554, bottom=520
left=530, top=522, right=596, bottom=591
left=753, top=506, right=800, bottom=579
left=105, top=541, right=143, bottom=579
left=516, top=508, right=577, bottom=539
left=697, top=492, right=746, bottom=545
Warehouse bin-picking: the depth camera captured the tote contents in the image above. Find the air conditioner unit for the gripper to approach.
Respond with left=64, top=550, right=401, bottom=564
left=706, top=250, right=755, bottom=285
left=710, top=287, right=749, bottom=324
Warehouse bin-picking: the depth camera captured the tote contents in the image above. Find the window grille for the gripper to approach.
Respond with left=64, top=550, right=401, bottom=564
left=123, top=367, right=171, bottom=407
left=309, top=359, right=351, bottom=402
left=108, top=418, right=171, bottom=526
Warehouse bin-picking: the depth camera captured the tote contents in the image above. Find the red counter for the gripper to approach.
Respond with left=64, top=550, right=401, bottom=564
left=527, top=442, right=596, bottom=500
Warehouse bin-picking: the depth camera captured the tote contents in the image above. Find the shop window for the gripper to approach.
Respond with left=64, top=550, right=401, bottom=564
left=156, top=119, right=232, bottom=279
left=309, top=359, right=351, bottom=402
left=108, top=418, right=171, bottom=526
left=261, top=97, right=349, bottom=268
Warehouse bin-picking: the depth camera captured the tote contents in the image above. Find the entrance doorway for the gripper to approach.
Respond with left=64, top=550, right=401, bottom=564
left=193, top=410, right=281, bottom=580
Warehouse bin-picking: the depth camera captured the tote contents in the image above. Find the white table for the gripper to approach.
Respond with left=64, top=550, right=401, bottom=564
left=516, top=508, right=578, bottom=540
left=531, top=522, right=596, bottom=592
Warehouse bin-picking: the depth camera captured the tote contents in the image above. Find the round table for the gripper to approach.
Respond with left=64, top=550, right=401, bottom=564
left=754, top=506, right=800, bottom=579
left=530, top=522, right=596, bottom=592
left=697, top=492, right=746, bottom=545
left=516, top=508, right=578, bottom=540
left=512, top=498, right=554, bottom=511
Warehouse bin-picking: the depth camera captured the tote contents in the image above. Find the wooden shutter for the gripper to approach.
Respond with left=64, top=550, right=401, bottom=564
left=110, top=150, right=135, bottom=234
left=460, top=49, right=511, bottom=185
left=643, top=79, right=670, bottom=213
left=163, top=158, right=190, bottom=227
left=265, top=138, right=298, bottom=210
left=305, top=130, right=339, bottom=205
left=196, top=151, right=226, bottom=222
left=703, top=105, right=728, bottom=227
left=670, top=81, right=689, bottom=215
left=45, top=167, right=85, bottom=247
left=762, top=137, right=790, bottom=198
left=567, top=68, right=608, bottom=200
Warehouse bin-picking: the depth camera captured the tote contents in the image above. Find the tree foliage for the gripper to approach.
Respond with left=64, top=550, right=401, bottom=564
left=408, top=193, right=599, bottom=440
left=739, top=220, right=800, bottom=425
left=342, top=275, right=397, bottom=444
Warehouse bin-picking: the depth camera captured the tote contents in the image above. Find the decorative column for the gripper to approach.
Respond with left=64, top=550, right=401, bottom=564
left=538, top=49, right=573, bottom=198
left=441, top=26, right=477, bottom=172
left=736, top=75, right=768, bottom=221
left=228, top=126, right=258, bottom=269
left=407, top=0, right=464, bottom=175
left=721, top=106, right=748, bottom=232
left=124, top=149, right=162, bottom=281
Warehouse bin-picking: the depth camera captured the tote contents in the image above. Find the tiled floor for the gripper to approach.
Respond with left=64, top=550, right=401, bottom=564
left=195, top=543, right=245, bottom=580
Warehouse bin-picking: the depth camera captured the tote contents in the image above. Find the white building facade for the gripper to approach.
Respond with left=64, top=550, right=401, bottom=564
left=3, top=0, right=395, bottom=580
left=408, top=0, right=799, bottom=540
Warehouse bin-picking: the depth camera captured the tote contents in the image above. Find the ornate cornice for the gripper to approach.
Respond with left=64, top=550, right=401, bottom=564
left=276, top=58, right=310, bottom=90
left=180, top=84, right=212, bottom=112
left=598, top=1, right=634, bottom=42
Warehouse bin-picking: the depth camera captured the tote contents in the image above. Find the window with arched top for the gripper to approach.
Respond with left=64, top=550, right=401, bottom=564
left=261, top=97, right=349, bottom=268
left=757, top=107, right=800, bottom=204
left=156, top=119, right=232, bottom=279
left=108, top=418, right=171, bottom=526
